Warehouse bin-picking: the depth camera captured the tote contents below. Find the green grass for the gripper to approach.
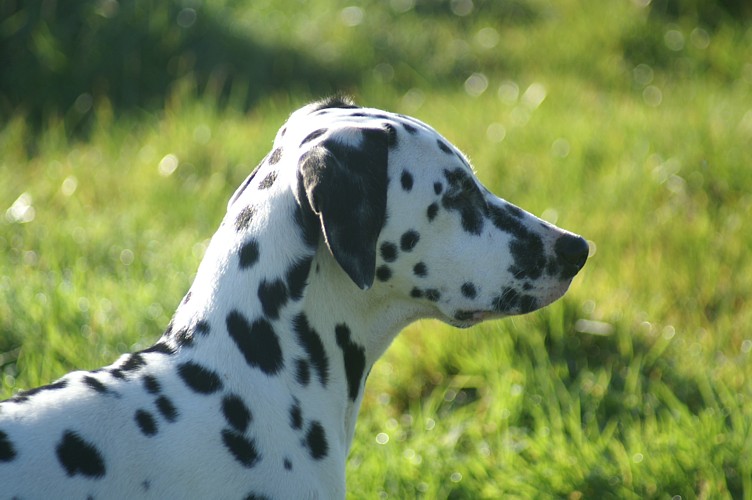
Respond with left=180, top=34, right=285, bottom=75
left=2, top=0, right=752, bottom=497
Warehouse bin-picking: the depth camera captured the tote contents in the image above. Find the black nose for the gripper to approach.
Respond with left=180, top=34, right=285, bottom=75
left=554, top=234, right=589, bottom=273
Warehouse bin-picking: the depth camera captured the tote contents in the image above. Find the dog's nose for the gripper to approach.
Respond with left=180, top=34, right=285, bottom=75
left=554, top=234, right=589, bottom=273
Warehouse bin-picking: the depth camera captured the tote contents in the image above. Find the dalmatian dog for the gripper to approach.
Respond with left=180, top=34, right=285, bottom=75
left=0, top=97, right=588, bottom=498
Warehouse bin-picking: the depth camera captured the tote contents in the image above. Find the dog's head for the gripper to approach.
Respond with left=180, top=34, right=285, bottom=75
left=228, top=97, right=588, bottom=327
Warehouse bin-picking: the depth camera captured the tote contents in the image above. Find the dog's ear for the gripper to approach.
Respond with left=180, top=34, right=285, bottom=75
left=294, top=127, right=389, bottom=290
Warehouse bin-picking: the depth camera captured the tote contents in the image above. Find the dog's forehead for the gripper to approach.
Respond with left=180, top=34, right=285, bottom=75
left=280, top=106, right=429, bottom=147
left=293, top=105, right=424, bottom=127
left=279, top=106, right=474, bottom=176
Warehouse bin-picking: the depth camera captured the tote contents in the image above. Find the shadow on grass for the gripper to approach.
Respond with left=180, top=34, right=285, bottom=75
left=649, top=0, right=751, bottom=27
left=535, top=302, right=706, bottom=420
left=0, top=1, right=357, bottom=136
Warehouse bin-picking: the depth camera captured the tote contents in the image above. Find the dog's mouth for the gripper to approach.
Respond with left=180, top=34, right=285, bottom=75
left=448, top=288, right=556, bottom=328
left=450, top=290, right=541, bottom=327
left=449, top=310, right=499, bottom=328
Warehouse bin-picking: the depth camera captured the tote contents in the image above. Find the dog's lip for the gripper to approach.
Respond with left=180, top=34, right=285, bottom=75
left=450, top=309, right=497, bottom=327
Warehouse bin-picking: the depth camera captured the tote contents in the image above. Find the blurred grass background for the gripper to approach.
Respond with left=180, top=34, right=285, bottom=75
left=2, top=0, right=752, bottom=497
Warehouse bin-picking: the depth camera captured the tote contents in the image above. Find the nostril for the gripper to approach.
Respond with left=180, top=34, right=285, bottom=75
left=554, top=234, right=589, bottom=271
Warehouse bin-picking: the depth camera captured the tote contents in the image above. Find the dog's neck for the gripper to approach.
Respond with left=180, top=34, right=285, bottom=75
left=162, top=187, right=416, bottom=454
left=297, top=246, right=419, bottom=447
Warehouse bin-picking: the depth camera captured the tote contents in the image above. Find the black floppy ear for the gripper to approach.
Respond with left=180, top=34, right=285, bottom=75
left=294, top=127, right=389, bottom=290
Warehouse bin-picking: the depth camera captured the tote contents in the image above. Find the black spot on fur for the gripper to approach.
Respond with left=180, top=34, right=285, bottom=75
left=454, top=310, right=475, bottom=322
left=437, top=139, right=453, bottom=154
left=509, top=236, right=546, bottom=280
left=239, top=239, right=260, bottom=269
left=268, top=147, right=283, bottom=165
left=488, top=204, right=528, bottom=239
left=443, top=168, right=478, bottom=196
left=402, top=122, right=418, bottom=134
left=289, top=401, right=303, bottom=430
left=413, top=262, right=427, bottom=277
left=292, top=314, right=329, bottom=386
left=425, top=289, right=441, bottom=302
left=155, top=396, right=178, bottom=422
left=462, top=209, right=484, bottom=234
left=141, top=342, right=175, bottom=355
left=0, top=430, right=16, bottom=462
left=56, top=430, right=106, bottom=478
left=284, top=458, right=292, bottom=470
left=376, top=265, right=392, bottom=282
left=177, top=362, right=223, bottom=394
left=461, top=282, right=477, bottom=299
left=410, top=288, right=423, bottom=298
left=434, top=182, right=443, bottom=195
left=120, top=353, right=146, bottom=372
left=245, top=494, right=272, bottom=500
left=221, top=429, right=260, bottom=468
left=295, top=358, right=311, bottom=386
left=258, top=279, right=288, bottom=320
left=142, top=375, right=161, bottom=394
left=174, top=327, right=193, bottom=347
left=39, top=380, right=68, bottom=391
left=458, top=207, right=483, bottom=234
left=183, top=291, right=192, bottom=304
left=400, top=230, right=420, bottom=251
left=226, top=311, right=284, bottom=376
left=286, top=257, right=312, bottom=301
left=546, top=255, right=560, bottom=278
left=380, top=242, right=397, bottom=262
left=427, top=203, right=439, bottom=221
left=258, top=171, right=278, bottom=190
left=369, top=112, right=393, bottom=120
left=441, top=168, right=486, bottom=235
left=400, top=170, right=413, bottom=191
left=196, top=320, right=210, bottom=336
left=84, top=376, right=108, bottom=394
left=492, top=287, right=520, bottom=312
left=135, top=409, right=158, bottom=436
left=223, top=394, right=252, bottom=433
left=506, top=203, right=525, bottom=219
left=109, top=368, right=124, bottom=379
left=520, top=295, right=538, bottom=313
left=235, top=205, right=256, bottom=231
left=301, top=128, right=328, bottom=146
left=10, top=379, right=68, bottom=403
left=305, top=421, right=328, bottom=460
left=335, top=324, right=366, bottom=402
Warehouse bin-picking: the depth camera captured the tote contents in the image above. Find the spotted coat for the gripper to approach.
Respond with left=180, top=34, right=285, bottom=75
left=0, top=97, right=588, bottom=498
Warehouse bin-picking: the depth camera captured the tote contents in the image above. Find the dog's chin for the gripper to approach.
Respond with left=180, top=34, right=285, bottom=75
left=447, top=310, right=504, bottom=329
left=537, top=281, right=575, bottom=309
left=446, top=304, right=544, bottom=329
